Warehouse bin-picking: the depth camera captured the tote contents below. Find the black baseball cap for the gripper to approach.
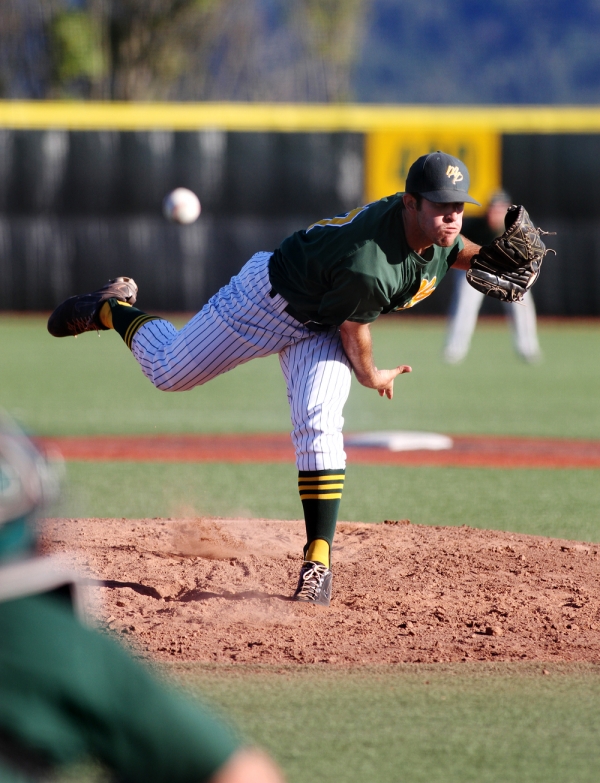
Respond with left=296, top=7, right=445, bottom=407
left=405, top=151, right=481, bottom=206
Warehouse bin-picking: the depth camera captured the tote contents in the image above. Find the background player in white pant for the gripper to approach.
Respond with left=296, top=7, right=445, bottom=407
left=49, top=151, right=484, bottom=607
left=443, top=190, right=542, bottom=364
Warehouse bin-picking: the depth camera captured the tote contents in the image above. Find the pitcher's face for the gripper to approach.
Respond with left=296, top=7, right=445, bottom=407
left=416, top=199, right=464, bottom=247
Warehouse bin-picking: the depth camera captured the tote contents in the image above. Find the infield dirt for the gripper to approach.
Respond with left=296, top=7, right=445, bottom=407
left=41, top=516, right=600, bottom=666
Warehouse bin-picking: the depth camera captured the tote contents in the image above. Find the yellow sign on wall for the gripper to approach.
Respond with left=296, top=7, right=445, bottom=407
left=365, top=130, right=502, bottom=214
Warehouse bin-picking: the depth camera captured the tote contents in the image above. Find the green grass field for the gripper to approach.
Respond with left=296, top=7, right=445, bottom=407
left=4, top=314, right=600, bottom=783
left=62, top=461, right=600, bottom=542
left=4, top=314, right=599, bottom=542
left=59, top=663, right=600, bottom=783
left=2, top=315, right=599, bottom=438
left=174, top=663, right=600, bottom=783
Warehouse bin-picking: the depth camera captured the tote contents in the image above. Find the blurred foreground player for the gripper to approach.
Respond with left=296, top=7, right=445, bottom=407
left=0, top=414, right=285, bottom=783
left=443, top=190, right=542, bottom=364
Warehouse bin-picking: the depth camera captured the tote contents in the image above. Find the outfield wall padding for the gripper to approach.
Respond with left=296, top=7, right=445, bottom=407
left=0, top=129, right=598, bottom=315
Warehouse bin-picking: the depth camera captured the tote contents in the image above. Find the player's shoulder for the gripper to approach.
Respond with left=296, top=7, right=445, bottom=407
left=365, top=192, right=405, bottom=215
left=306, top=192, right=402, bottom=233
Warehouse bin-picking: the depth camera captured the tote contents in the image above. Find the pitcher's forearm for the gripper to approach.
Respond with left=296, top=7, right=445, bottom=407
left=339, top=321, right=378, bottom=386
left=453, top=237, right=481, bottom=270
left=339, top=321, right=412, bottom=393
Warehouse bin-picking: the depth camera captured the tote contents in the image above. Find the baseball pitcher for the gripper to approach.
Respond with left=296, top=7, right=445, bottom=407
left=48, top=151, right=551, bottom=607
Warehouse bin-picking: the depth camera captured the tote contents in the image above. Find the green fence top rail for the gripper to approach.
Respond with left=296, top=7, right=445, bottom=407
left=2, top=101, right=600, bottom=133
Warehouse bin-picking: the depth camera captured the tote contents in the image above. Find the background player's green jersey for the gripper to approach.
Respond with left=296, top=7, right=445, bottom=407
left=269, top=193, right=463, bottom=326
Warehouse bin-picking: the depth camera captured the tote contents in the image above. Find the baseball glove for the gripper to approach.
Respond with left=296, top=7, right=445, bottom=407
left=466, top=205, right=555, bottom=303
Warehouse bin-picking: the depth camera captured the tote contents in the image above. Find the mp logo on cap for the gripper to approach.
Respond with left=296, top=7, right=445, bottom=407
left=446, top=165, right=464, bottom=185
left=405, top=151, right=481, bottom=206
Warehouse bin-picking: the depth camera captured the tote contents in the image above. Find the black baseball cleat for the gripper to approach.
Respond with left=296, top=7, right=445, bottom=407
left=293, top=561, right=332, bottom=607
left=47, top=277, right=138, bottom=337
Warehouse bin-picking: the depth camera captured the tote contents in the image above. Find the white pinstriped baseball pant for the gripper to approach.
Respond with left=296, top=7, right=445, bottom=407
left=444, top=270, right=541, bottom=363
left=131, top=252, right=352, bottom=471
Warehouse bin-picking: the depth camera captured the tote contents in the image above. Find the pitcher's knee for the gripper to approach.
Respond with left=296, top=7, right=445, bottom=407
left=150, top=374, right=184, bottom=392
left=140, top=360, right=196, bottom=392
left=292, top=430, right=346, bottom=472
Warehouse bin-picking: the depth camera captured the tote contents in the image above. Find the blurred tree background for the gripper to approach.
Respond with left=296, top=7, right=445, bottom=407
left=1, top=0, right=600, bottom=103
left=0, top=0, right=369, bottom=102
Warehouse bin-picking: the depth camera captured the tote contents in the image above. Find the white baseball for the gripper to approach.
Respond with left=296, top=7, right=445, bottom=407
left=162, top=188, right=201, bottom=224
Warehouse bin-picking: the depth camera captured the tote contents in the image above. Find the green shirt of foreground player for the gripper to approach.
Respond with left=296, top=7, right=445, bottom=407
left=0, top=417, right=285, bottom=783
left=0, top=591, right=239, bottom=783
left=0, top=583, right=286, bottom=783
left=269, top=150, right=482, bottom=402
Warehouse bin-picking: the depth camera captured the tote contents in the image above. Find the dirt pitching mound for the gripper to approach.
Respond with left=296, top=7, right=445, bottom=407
left=42, top=517, right=600, bottom=665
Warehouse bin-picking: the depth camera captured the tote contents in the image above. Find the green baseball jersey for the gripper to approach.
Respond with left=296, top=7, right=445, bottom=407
left=0, top=592, right=239, bottom=783
left=269, top=193, right=463, bottom=326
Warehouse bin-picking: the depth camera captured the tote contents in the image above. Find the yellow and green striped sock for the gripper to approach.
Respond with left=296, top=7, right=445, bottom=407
left=105, top=298, right=160, bottom=349
left=298, top=469, right=345, bottom=568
